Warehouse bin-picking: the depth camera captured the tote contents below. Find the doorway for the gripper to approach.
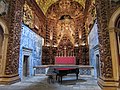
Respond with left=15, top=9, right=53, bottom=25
left=23, top=55, right=29, bottom=77
left=0, top=25, right=4, bottom=74
left=0, top=25, right=4, bottom=58
left=96, top=54, right=100, bottom=78
left=116, top=32, right=120, bottom=78
left=115, top=15, right=120, bottom=78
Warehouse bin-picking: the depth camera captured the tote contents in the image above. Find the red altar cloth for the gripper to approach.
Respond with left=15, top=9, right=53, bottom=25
left=55, top=56, right=76, bottom=65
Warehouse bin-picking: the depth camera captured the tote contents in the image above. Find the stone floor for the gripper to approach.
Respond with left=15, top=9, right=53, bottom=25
left=0, top=75, right=101, bottom=90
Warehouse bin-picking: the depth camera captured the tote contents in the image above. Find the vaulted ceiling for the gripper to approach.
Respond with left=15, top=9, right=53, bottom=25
left=35, top=0, right=86, bottom=15
left=35, top=0, right=96, bottom=47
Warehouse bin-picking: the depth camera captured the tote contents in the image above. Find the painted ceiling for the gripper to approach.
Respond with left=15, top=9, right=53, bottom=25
left=35, top=0, right=86, bottom=14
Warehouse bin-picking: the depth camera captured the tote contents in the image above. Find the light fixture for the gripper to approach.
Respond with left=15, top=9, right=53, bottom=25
left=81, top=42, right=86, bottom=46
left=65, top=27, right=68, bottom=30
left=35, top=25, right=39, bottom=29
left=46, top=44, right=50, bottom=46
left=79, top=35, right=81, bottom=39
left=50, top=32, right=53, bottom=40
left=74, top=44, right=78, bottom=47
left=53, top=45, right=57, bottom=47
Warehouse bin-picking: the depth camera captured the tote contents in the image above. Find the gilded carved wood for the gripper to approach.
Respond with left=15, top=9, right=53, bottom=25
left=95, top=0, right=113, bottom=78
left=5, top=0, right=24, bottom=75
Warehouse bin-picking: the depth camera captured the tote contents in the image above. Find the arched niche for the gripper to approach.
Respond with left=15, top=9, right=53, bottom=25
left=0, top=18, right=9, bottom=75
left=108, top=7, right=120, bottom=83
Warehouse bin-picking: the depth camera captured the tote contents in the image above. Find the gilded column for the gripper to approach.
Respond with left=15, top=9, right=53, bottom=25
left=0, top=0, right=24, bottom=84
left=96, top=0, right=119, bottom=89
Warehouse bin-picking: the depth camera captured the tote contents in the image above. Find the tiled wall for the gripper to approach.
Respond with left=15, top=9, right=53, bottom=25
left=19, top=24, right=43, bottom=79
left=88, top=21, right=99, bottom=78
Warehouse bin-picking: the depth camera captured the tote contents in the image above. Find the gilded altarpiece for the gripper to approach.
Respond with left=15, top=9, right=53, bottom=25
left=43, top=0, right=94, bottom=65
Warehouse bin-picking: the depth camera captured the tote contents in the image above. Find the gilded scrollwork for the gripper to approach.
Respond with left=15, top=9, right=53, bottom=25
left=5, top=0, right=24, bottom=75
left=0, top=0, right=8, bottom=16
left=96, top=0, right=113, bottom=78
left=45, top=0, right=85, bottom=47
left=23, top=2, right=34, bottom=28
left=35, top=0, right=86, bottom=14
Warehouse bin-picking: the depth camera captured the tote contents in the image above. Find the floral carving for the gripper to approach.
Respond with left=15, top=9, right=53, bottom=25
left=96, top=0, right=113, bottom=78
left=5, top=0, right=24, bottom=75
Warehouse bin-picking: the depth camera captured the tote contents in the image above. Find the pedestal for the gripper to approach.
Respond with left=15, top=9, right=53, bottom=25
left=98, top=77, right=119, bottom=90
left=0, top=74, right=20, bottom=84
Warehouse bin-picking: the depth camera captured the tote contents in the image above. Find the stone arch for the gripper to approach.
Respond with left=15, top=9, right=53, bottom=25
left=108, top=7, right=120, bottom=82
left=0, top=17, right=9, bottom=75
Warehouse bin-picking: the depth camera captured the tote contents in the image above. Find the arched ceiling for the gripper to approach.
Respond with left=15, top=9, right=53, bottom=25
left=46, top=0, right=85, bottom=46
left=35, top=0, right=86, bottom=14
left=35, top=0, right=96, bottom=46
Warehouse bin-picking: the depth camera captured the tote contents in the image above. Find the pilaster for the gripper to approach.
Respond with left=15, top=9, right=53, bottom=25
left=96, top=0, right=120, bottom=89
left=0, top=0, right=24, bottom=84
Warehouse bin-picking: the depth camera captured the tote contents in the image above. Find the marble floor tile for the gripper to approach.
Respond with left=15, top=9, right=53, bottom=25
left=0, top=75, right=102, bottom=90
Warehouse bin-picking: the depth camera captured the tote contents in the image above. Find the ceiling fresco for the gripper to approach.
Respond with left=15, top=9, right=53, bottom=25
left=35, top=0, right=86, bottom=14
